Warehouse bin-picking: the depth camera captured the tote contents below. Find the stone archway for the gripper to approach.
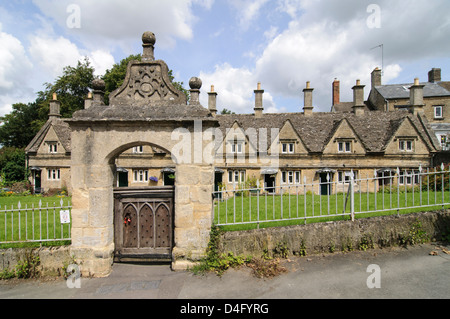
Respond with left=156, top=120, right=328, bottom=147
left=66, top=32, right=217, bottom=276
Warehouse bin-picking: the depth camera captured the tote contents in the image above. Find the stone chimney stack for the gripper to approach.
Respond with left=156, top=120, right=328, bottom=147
left=332, top=78, right=340, bottom=106
left=49, top=92, right=61, bottom=119
left=371, top=67, right=382, bottom=89
left=208, top=85, right=217, bottom=117
left=142, top=31, right=156, bottom=61
left=428, top=68, right=441, bottom=83
left=189, top=77, right=202, bottom=105
left=352, top=79, right=366, bottom=116
left=303, top=81, right=314, bottom=116
left=84, top=91, right=93, bottom=109
left=410, top=78, right=425, bottom=115
left=92, top=79, right=105, bottom=106
left=254, top=82, right=264, bottom=118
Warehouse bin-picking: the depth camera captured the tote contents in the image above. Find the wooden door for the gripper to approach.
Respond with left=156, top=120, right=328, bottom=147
left=114, top=186, right=174, bottom=262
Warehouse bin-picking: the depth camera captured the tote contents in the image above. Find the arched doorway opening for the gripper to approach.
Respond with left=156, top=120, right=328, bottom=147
left=108, top=142, right=176, bottom=263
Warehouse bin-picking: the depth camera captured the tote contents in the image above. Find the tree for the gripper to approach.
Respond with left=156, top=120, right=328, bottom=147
left=221, top=108, right=235, bottom=114
left=0, top=147, right=26, bottom=183
left=36, top=57, right=95, bottom=123
left=0, top=102, right=41, bottom=148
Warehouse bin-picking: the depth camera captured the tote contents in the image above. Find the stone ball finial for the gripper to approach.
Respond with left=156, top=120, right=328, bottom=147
left=189, top=77, right=202, bottom=90
left=92, top=78, right=105, bottom=91
left=142, top=31, right=156, bottom=45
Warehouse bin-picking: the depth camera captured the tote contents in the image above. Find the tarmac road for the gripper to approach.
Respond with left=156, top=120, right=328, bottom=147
left=0, top=243, right=449, bottom=300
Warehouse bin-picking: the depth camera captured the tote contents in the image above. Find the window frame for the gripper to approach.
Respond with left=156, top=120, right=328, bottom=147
left=434, top=105, right=443, bottom=119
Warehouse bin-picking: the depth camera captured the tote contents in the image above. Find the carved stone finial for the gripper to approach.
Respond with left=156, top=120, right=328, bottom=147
left=142, top=31, right=156, bottom=61
left=189, top=77, right=202, bottom=90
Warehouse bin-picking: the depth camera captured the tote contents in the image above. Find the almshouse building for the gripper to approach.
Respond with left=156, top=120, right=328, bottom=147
left=23, top=32, right=442, bottom=275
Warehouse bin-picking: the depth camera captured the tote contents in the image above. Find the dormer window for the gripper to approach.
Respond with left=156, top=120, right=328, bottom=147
left=48, top=142, right=58, bottom=154
left=338, top=141, right=352, bottom=153
left=231, top=141, right=243, bottom=154
left=282, top=143, right=295, bottom=154
left=399, top=139, right=413, bottom=152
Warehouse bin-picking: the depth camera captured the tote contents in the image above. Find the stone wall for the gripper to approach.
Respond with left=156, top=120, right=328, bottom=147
left=218, top=210, right=450, bottom=257
left=0, top=246, right=72, bottom=277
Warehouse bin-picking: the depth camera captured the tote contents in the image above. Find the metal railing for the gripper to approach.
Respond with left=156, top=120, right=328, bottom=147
left=212, top=165, right=450, bottom=227
left=0, top=198, right=72, bottom=244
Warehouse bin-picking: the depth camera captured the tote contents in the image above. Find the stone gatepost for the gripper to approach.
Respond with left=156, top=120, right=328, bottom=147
left=66, top=32, right=217, bottom=277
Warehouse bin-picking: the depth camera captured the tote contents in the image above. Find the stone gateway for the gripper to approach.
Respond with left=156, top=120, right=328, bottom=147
left=66, top=32, right=217, bottom=276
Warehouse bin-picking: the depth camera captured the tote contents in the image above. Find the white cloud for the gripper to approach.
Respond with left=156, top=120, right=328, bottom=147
left=200, top=0, right=449, bottom=112
left=199, top=62, right=275, bottom=114
left=29, top=35, right=82, bottom=78
left=31, top=0, right=209, bottom=51
left=0, top=26, right=34, bottom=116
left=90, top=50, right=115, bottom=76
left=230, top=0, right=270, bottom=30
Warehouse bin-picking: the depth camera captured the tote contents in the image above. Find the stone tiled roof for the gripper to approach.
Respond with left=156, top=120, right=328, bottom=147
left=25, top=118, right=71, bottom=153
left=375, top=82, right=450, bottom=99
left=216, top=111, right=440, bottom=154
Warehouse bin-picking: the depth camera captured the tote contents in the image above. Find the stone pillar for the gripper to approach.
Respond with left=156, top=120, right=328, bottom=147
left=69, top=127, right=115, bottom=277
left=189, top=77, right=202, bottom=106
left=172, top=163, right=214, bottom=270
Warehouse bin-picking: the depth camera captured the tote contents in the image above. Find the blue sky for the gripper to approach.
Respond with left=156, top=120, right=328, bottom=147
left=1, top=0, right=450, bottom=117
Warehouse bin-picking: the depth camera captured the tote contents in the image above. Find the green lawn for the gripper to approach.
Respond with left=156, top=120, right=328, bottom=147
left=0, top=195, right=72, bottom=247
left=213, top=190, right=450, bottom=231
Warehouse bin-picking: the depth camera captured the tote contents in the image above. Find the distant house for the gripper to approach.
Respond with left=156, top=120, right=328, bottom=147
left=332, top=67, right=450, bottom=149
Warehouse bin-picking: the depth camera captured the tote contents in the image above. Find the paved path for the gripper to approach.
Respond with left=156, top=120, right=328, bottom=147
left=0, top=243, right=449, bottom=300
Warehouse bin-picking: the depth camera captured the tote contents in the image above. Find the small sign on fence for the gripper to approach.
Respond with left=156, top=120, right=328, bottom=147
left=60, top=210, right=71, bottom=224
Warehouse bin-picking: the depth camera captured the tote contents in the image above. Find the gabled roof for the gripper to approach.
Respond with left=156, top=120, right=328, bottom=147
left=25, top=118, right=71, bottom=154
left=375, top=81, right=450, bottom=100
left=216, top=111, right=440, bottom=154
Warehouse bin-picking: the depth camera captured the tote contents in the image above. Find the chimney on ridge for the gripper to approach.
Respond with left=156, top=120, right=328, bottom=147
left=332, top=78, right=340, bottom=106
left=352, top=79, right=366, bottom=116
left=254, top=82, right=264, bottom=118
left=428, top=68, right=441, bottom=83
left=410, top=78, right=425, bottom=115
left=371, top=67, right=382, bottom=89
left=303, top=81, right=314, bottom=116
left=208, top=85, right=218, bottom=117
left=49, top=92, right=61, bottom=120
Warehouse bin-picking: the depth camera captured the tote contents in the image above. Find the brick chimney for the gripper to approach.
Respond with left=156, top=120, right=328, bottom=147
left=352, top=79, right=365, bottom=116
left=254, top=82, right=264, bottom=118
left=410, top=78, right=425, bottom=115
left=332, top=78, right=340, bottom=106
left=208, top=85, right=217, bottom=117
left=303, top=81, right=314, bottom=116
left=428, top=68, right=441, bottom=83
left=49, top=92, right=61, bottom=119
